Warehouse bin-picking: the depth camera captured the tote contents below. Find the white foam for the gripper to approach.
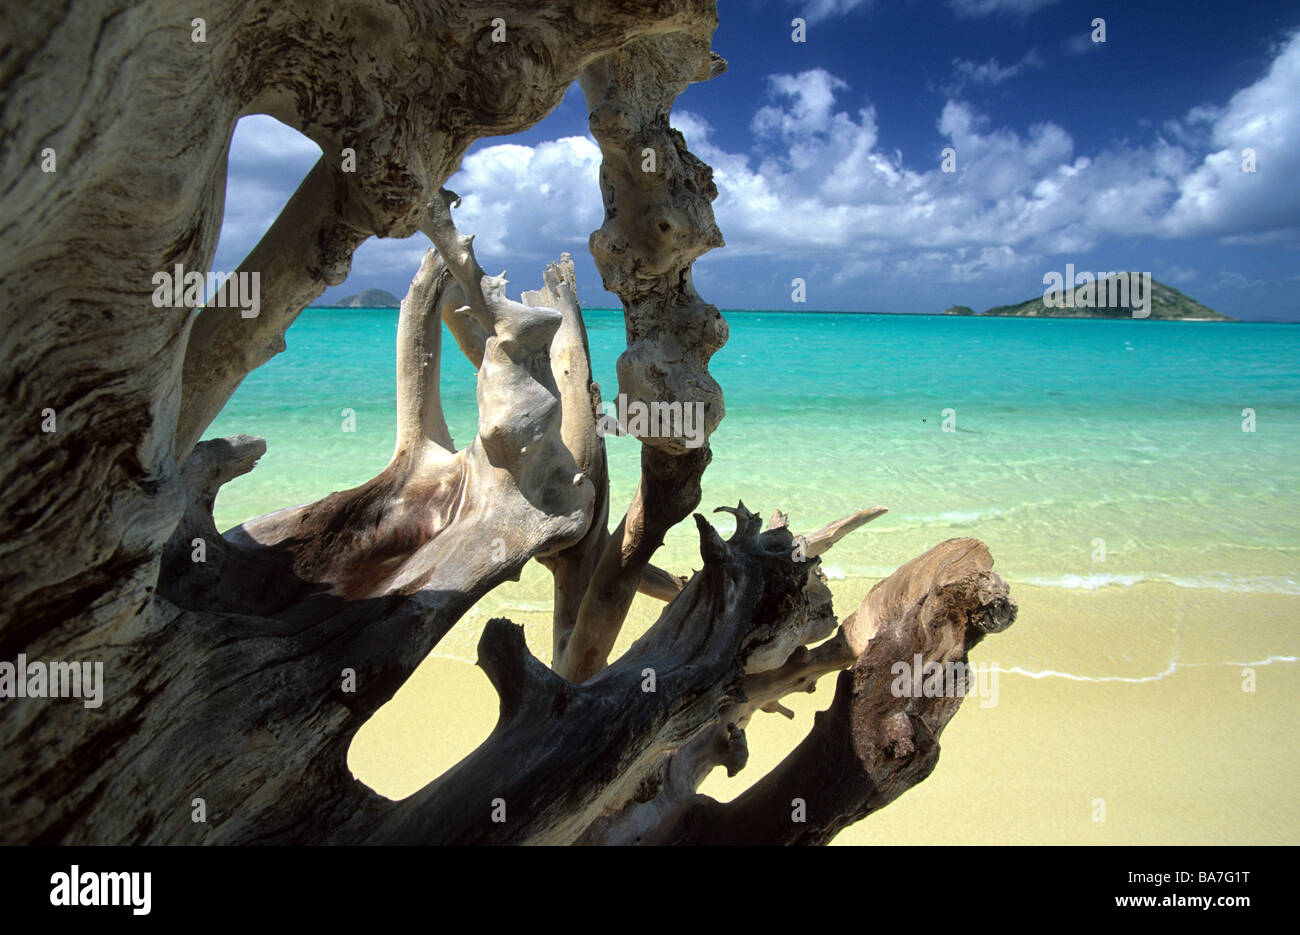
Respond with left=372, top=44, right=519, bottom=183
left=994, top=655, right=1298, bottom=685
left=1020, top=572, right=1300, bottom=594
left=498, top=600, right=554, bottom=614
left=933, top=507, right=1004, bottom=523
left=1021, top=573, right=1146, bottom=590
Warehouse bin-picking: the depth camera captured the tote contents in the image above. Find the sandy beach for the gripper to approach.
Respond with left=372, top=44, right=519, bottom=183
left=348, top=574, right=1300, bottom=844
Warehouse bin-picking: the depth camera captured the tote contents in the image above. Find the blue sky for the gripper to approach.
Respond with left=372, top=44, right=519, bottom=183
left=215, top=0, right=1300, bottom=321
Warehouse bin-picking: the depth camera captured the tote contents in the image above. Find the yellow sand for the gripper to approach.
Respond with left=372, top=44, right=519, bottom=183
left=348, top=578, right=1300, bottom=844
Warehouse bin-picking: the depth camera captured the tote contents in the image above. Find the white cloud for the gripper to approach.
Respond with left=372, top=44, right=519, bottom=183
left=341, top=135, right=604, bottom=297
left=753, top=70, right=850, bottom=138
left=1211, top=270, right=1269, bottom=290
left=948, top=50, right=1043, bottom=92
left=788, top=0, right=871, bottom=25
left=950, top=0, right=1057, bottom=17
left=1064, top=32, right=1103, bottom=56
left=677, top=80, right=1095, bottom=277
left=668, top=32, right=1300, bottom=287
left=227, top=115, right=321, bottom=165
left=447, top=136, right=603, bottom=258
left=1159, top=30, right=1300, bottom=239
left=214, top=116, right=320, bottom=271
left=1160, top=263, right=1199, bottom=284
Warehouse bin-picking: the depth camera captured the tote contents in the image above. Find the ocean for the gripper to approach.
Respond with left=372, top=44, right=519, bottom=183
left=210, top=308, right=1300, bottom=598
left=207, top=307, right=1300, bottom=841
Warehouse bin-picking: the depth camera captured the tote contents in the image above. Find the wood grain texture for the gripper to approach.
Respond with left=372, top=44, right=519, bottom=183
left=0, top=0, right=1016, bottom=845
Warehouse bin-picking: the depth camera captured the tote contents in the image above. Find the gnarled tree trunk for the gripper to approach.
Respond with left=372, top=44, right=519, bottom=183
left=0, top=0, right=1016, bottom=845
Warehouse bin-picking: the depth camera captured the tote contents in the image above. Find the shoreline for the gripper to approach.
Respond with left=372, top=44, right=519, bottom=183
left=346, top=577, right=1300, bottom=843
left=349, top=644, right=1300, bottom=845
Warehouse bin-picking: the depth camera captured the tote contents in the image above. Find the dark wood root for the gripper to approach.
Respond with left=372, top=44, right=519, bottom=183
left=583, top=537, right=1017, bottom=845
left=358, top=504, right=832, bottom=844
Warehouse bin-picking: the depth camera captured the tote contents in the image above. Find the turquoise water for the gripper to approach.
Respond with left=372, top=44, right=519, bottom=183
left=208, top=309, right=1300, bottom=594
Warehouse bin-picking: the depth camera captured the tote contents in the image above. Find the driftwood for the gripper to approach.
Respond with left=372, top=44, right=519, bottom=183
left=0, top=0, right=1016, bottom=845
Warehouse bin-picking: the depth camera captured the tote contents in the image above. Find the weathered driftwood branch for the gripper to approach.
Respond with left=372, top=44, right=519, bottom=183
left=181, top=200, right=597, bottom=615
left=175, top=159, right=369, bottom=461
left=1, top=0, right=1019, bottom=847
left=583, top=537, right=1016, bottom=845
left=556, top=34, right=729, bottom=682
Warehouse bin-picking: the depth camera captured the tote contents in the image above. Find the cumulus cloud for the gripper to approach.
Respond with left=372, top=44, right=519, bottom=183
left=673, top=73, right=1087, bottom=280
left=339, top=135, right=603, bottom=295
left=1159, top=30, right=1300, bottom=239
left=448, top=136, right=603, bottom=258
left=667, top=32, right=1300, bottom=285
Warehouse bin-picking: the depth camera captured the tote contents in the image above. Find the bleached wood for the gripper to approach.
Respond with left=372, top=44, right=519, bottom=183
left=0, top=0, right=1016, bottom=847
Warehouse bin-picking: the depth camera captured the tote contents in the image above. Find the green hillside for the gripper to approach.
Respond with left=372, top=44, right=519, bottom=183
left=973, top=273, right=1231, bottom=320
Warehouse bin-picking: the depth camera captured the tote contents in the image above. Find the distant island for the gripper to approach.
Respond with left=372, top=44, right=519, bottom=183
left=327, top=288, right=400, bottom=307
left=943, top=274, right=1232, bottom=320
